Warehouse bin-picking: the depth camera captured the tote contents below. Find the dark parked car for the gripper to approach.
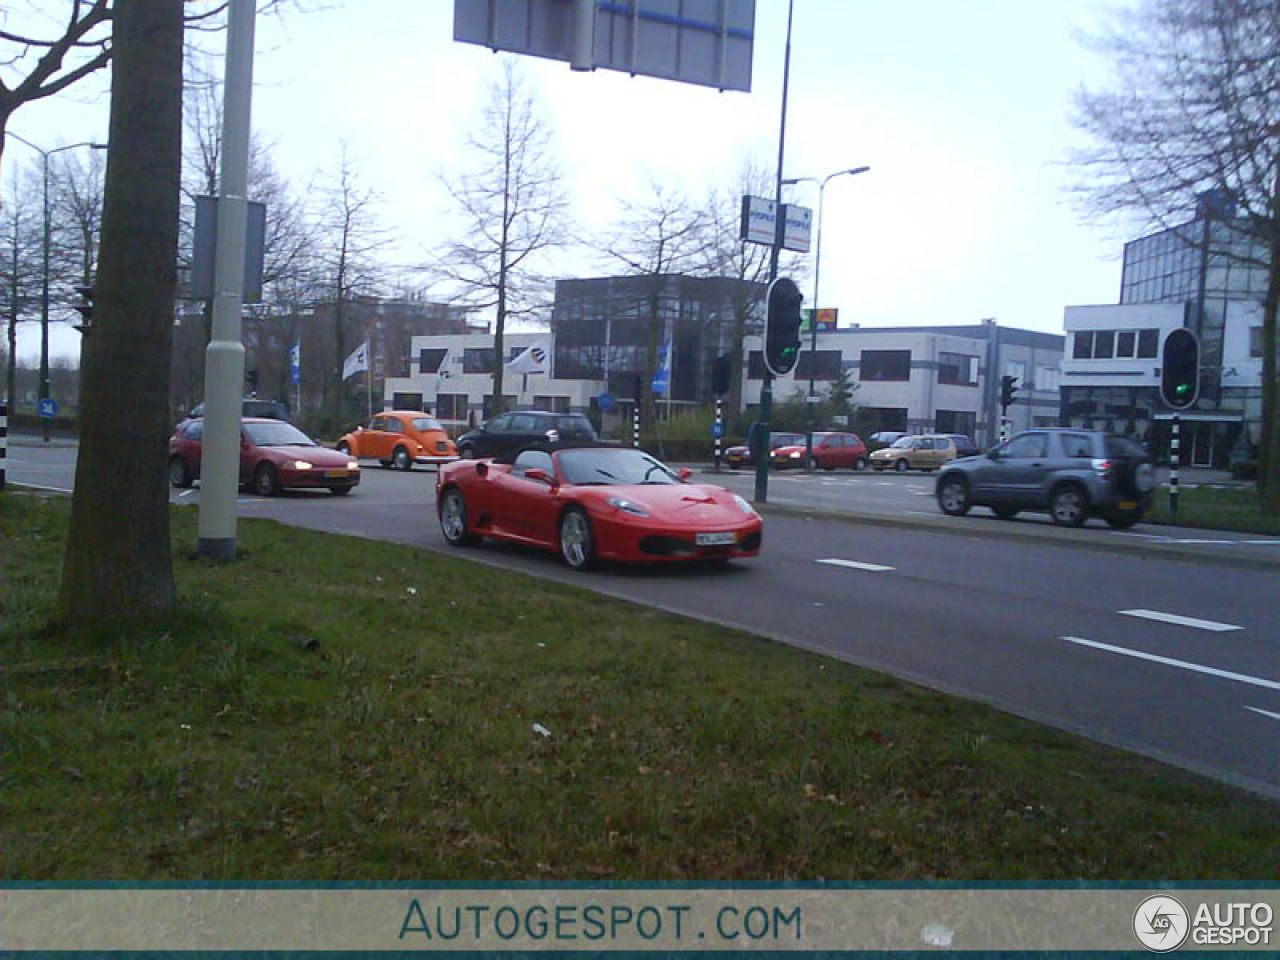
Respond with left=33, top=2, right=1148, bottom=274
left=945, top=434, right=980, bottom=458
left=934, top=428, right=1155, bottom=528
left=456, top=410, right=598, bottom=459
left=723, top=431, right=804, bottom=469
left=185, top=398, right=290, bottom=422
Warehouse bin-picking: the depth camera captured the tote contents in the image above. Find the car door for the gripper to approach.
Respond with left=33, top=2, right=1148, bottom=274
left=363, top=416, right=389, bottom=460
left=474, top=414, right=512, bottom=458
left=502, top=413, right=542, bottom=457
left=382, top=416, right=407, bottom=459
left=992, top=431, right=1050, bottom=502
left=488, top=449, right=559, bottom=543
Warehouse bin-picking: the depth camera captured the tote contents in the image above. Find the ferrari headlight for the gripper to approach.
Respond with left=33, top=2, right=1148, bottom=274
left=732, top=494, right=757, bottom=516
left=291, top=461, right=313, bottom=470
left=606, top=496, right=649, bottom=517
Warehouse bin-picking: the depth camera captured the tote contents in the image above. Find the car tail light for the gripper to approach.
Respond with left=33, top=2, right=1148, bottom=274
left=1091, top=458, right=1112, bottom=476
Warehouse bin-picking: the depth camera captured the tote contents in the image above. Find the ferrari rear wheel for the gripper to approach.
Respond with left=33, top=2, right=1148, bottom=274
left=559, top=507, right=597, bottom=571
left=439, top=487, right=478, bottom=546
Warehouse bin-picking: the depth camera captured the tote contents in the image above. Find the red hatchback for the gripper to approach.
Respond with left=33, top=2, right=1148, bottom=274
left=771, top=432, right=869, bottom=471
left=168, top=417, right=361, bottom=496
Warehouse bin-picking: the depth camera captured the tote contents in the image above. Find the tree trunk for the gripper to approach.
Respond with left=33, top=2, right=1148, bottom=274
left=60, top=0, right=183, bottom=624
left=1260, top=249, right=1279, bottom=511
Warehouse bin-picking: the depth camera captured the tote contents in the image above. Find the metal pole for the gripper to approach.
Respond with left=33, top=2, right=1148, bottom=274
left=714, top=396, right=722, bottom=473
left=804, top=179, right=824, bottom=470
left=633, top=401, right=640, bottom=448
left=197, top=0, right=256, bottom=560
left=0, top=402, right=7, bottom=490
left=1170, top=414, right=1180, bottom=515
left=39, top=150, right=50, bottom=442
left=755, top=0, right=794, bottom=505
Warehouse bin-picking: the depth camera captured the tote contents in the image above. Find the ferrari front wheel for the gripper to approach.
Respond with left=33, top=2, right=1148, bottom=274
left=559, top=507, right=597, bottom=571
left=439, top=487, right=478, bottom=547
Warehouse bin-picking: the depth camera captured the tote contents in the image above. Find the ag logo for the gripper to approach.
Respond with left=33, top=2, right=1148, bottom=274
left=1133, top=895, right=1190, bottom=952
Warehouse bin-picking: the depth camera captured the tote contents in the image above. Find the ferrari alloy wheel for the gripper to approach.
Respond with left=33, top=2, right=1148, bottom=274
left=393, top=446, right=412, bottom=471
left=559, top=507, right=597, bottom=571
left=253, top=462, right=281, bottom=496
left=168, top=455, right=193, bottom=488
left=439, top=487, right=478, bottom=546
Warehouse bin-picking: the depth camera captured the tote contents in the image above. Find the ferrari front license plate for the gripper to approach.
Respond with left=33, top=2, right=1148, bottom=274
left=696, top=531, right=738, bottom=547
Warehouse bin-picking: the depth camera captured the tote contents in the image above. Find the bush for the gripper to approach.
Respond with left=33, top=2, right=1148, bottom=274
left=1231, top=459, right=1258, bottom=480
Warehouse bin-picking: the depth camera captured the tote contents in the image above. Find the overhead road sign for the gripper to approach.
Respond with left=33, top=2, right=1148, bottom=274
left=454, top=0, right=756, bottom=93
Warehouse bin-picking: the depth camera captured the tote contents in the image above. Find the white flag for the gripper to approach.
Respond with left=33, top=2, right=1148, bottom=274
left=342, top=341, right=369, bottom=380
left=507, top=340, right=550, bottom=375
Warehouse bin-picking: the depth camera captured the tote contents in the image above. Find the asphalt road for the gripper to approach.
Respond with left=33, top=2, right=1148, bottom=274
left=8, top=440, right=1280, bottom=798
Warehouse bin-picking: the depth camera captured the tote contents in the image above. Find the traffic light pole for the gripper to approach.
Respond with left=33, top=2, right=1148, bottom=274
left=755, top=0, right=794, bottom=506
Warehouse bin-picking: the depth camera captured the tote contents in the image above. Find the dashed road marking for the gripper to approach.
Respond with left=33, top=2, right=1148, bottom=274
left=816, top=558, right=895, bottom=572
left=1064, top=636, right=1280, bottom=691
left=1245, top=706, right=1280, bottom=722
left=1119, top=609, right=1243, bottom=632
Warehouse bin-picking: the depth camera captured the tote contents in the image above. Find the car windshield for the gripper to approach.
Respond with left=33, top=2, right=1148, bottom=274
left=412, top=417, right=443, bottom=432
left=558, top=448, right=679, bottom=486
left=244, top=421, right=316, bottom=447
left=890, top=436, right=915, bottom=448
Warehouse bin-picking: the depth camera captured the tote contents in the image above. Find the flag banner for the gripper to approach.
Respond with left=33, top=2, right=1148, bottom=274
left=342, top=341, right=369, bottom=380
left=651, top=340, right=671, bottom=396
left=507, top=341, right=550, bottom=375
left=289, top=342, right=301, bottom=385
left=1, top=886, right=1276, bottom=952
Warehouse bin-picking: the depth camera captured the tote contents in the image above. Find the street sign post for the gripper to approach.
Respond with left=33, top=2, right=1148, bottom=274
left=38, top=397, right=58, bottom=418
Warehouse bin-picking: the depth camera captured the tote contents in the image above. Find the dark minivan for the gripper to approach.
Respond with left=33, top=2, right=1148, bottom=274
left=456, top=410, right=598, bottom=459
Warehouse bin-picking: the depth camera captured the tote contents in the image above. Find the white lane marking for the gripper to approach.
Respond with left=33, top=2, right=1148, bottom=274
left=1245, top=706, right=1280, bottom=722
left=1119, top=608, right=1243, bottom=632
left=1115, top=531, right=1280, bottom=547
left=1065, top=637, right=1280, bottom=691
left=816, top=558, right=896, bottom=572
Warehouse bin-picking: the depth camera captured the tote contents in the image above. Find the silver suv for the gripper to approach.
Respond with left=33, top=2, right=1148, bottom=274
left=935, top=429, right=1155, bottom=528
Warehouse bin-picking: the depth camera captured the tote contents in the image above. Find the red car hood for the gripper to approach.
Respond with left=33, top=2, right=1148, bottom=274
left=771, top=445, right=807, bottom=456
left=264, top=445, right=353, bottom=467
left=588, top=483, right=752, bottom=524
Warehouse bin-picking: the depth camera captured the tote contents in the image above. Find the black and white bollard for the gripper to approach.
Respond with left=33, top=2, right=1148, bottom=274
left=1170, top=413, right=1180, bottom=515
left=714, top=397, right=723, bottom=473
left=0, top=402, right=7, bottom=491
left=633, top=403, right=641, bottom=448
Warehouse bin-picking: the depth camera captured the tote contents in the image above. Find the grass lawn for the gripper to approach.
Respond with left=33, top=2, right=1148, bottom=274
left=2, top=491, right=1276, bottom=880
left=1147, top=485, right=1280, bottom=535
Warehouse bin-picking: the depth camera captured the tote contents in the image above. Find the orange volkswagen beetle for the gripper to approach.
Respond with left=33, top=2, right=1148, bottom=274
left=337, top=411, right=458, bottom=471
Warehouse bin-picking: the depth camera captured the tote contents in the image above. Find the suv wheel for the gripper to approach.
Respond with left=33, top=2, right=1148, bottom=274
left=1049, top=483, right=1088, bottom=527
left=937, top=475, right=971, bottom=516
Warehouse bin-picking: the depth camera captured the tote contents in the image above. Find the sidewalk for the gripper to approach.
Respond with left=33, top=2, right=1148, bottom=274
left=4, top=431, right=79, bottom=448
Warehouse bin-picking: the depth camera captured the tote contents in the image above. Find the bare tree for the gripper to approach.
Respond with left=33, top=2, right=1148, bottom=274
left=435, top=60, right=569, bottom=416
left=314, top=144, right=391, bottom=427
left=599, top=179, right=707, bottom=430
left=1, top=163, right=42, bottom=409
left=1072, top=0, right=1280, bottom=508
left=60, top=0, right=184, bottom=623
left=50, top=146, right=106, bottom=290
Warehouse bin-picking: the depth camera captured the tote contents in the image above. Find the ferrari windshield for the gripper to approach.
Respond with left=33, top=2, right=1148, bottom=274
left=244, top=421, right=316, bottom=447
left=558, top=448, right=680, bottom=486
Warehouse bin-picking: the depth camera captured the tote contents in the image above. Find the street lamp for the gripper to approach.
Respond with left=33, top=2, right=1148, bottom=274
left=6, top=132, right=108, bottom=442
left=782, top=165, right=870, bottom=469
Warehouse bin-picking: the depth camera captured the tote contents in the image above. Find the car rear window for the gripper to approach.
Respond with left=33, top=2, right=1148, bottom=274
left=554, top=415, right=597, bottom=438
left=1106, top=435, right=1148, bottom=458
left=412, top=417, right=443, bottom=432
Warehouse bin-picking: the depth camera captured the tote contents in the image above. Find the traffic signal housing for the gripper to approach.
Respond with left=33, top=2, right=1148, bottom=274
left=73, top=285, right=93, bottom=334
left=711, top=354, right=732, bottom=396
left=764, top=276, right=804, bottom=377
left=1161, top=328, right=1200, bottom=410
left=1000, top=374, right=1018, bottom=410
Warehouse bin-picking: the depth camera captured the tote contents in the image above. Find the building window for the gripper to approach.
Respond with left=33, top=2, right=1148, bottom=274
left=1073, top=331, right=1092, bottom=359
left=463, top=348, right=495, bottom=374
left=1093, top=330, right=1115, bottom=359
left=861, top=406, right=908, bottom=431
left=392, top=392, right=424, bottom=411
left=435, top=393, right=469, bottom=420
left=1250, top=326, right=1263, bottom=358
left=794, top=350, right=843, bottom=381
left=938, top=352, right=978, bottom=386
left=1006, top=361, right=1026, bottom=385
left=418, top=348, right=447, bottom=375
left=1116, top=331, right=1136, bottom=358
left=860, top=349, right=911, bottom=381
left=935, top=409, right=976, bottom=436
left=1137, top=328, right=1159, bottom=358
left=533, top=395, right=570, bottom=413
left=1033, top=365, right=1060, bottom=391
left=483, top=394, right=518, bottom=418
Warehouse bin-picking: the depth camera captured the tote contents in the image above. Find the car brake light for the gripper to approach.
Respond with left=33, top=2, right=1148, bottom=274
left=1091, top=458, right=1111, bottom=475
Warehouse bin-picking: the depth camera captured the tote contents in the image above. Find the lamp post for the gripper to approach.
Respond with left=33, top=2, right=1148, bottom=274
left=782, top=165, right=870, bottom=469
left=6, top=133, right=107, bottom=441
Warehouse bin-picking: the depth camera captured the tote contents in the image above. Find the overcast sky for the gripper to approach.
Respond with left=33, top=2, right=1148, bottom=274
left=7, top=0, right=1132, bottom=364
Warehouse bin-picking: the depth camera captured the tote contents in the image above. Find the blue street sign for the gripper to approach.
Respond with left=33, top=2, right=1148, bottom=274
left=597, top=392, right=614, bottom=412
left=38, top=397, right=58, bottom=418
left=710, top=421, right=725, bottom=438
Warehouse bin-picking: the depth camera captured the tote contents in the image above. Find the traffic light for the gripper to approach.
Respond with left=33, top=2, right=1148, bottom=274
left=73, top=285, right=93, bottom=334
left=1000, top=374, right=1018, bottom=409
left=711, top=354, right=732, bottom=395
left=1161, top=328, right=1200, bottom=410
left=764, top=276, right=804, bottom=377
